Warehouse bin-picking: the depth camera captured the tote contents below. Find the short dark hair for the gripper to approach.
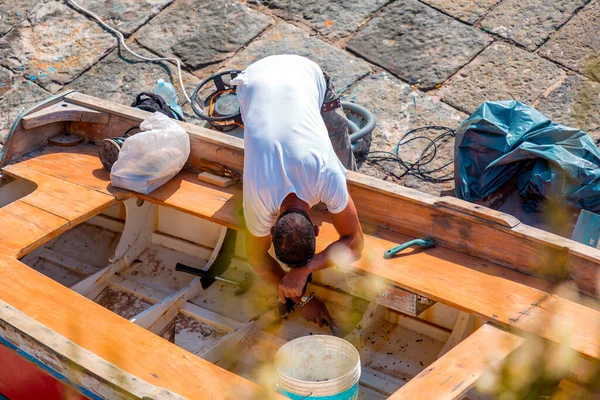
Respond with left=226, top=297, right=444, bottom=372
left=272, top=211, right=315, bottom=267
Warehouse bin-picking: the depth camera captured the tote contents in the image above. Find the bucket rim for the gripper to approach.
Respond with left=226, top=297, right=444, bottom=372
left=274, top=335, right=361, bottom=396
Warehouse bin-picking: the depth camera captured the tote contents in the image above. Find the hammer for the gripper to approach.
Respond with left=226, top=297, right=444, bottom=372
left=175, top=263, right=253, bottom=296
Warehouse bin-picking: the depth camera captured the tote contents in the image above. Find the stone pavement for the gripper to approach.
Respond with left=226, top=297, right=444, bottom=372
left=0, top=0, right=598, bottom=197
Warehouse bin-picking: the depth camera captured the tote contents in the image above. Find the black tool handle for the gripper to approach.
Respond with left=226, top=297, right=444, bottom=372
left=175, top=263, right=213, bottom=278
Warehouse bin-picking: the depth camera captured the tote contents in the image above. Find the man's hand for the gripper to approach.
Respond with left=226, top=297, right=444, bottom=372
left=300, top=297, right=334, bottom=328
left=278, top=267, right=310, bottom=303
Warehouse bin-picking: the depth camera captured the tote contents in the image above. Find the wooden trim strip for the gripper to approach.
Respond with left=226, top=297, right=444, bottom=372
left=0, top=299, right=186, bottom=400
left=389, top=324, right=524, bottom=400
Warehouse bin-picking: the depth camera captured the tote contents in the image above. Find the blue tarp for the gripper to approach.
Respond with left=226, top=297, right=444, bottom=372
left=455, top=100, right=600, bottom=212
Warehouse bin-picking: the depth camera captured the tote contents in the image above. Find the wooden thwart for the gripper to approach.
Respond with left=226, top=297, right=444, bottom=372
left=21, top=101, right=109, bottom=130
left=389, top=324, right=524, bottom=400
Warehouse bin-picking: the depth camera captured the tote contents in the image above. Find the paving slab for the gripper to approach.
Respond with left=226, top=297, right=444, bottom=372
left=65, top=43, right=200, bottom=112
left=538, top=0, right=600, bottom=80
left=261, top=0, right=391, bottom=40
left=225, top=23, right=371, bottom=94
left=419, top=0, right=499, bottom=24
left=536, top=74, right=600, bottom=140
left=135, top=0, right=272, bottom=70
left=0, top=0, right=43, bottom=36
left=347, top=0, right=492, bottom=90
left=343, top=73, right=467, bottom=195
left=0, top=1, right=116, bottom=93
left=0, top=66, right=50, bottom=144
left=439, top=42, right=566, bottom=114
left=72, top=0, right=175, bottom=36
left=481, top=0, right=588, bottom=51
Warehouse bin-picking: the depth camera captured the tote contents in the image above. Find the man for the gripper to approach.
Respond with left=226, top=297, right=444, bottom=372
left=232, top=55, right=364, bottom=328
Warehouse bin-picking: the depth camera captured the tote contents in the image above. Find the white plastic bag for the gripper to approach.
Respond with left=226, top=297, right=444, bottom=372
left=110, top=112, right=190, bottom=194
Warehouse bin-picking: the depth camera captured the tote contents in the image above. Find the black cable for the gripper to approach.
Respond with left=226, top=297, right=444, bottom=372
left=361, top=126, right=456, bottom=183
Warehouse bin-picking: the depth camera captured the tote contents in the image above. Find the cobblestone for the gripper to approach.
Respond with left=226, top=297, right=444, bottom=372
left=419, top=0, right=499, bottom=24
left=536, top=74, right=600, bottom=139
left=481, top=0, right=588, bottom=51
left=0, top=0, right=596, bottom=200
left=73, top=0, right=175, bottom=36
left=135, top=0, right=272, bottom=70
left=225, top=23, right=371, bottom=94
left=0, top=66, right=50, bottom=143
left=0, top=0, right=42, bottom=36
left=0, top=1, right=116, bottom=93
left=65, top=43, right=200, bottom=111
left=538, top=0, right=600, bottom=80
left=347, top=0, right=492, bottom=90
left=262, top=0, right=390, bottom=40
left=439, top=42, right=566, bottom=114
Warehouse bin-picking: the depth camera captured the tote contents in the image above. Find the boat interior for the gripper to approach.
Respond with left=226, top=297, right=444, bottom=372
left=0, top=91, right=599, bottom=399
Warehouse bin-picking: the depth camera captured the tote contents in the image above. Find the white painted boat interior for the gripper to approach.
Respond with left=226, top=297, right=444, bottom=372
left=0, top=174, right=36, bottom=208
left=18, top=200, right=492, bottom=399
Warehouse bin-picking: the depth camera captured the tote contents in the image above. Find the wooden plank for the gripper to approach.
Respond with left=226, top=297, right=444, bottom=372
left=434, top=196, right=521, bottom=228
left=70, top=260, right=127, bottom=300
left=389, top=324, right=524, bottom=400
left=38, top=247, right=99, bottom=276
left=139, top=170, right=242, bottom=230
left=313, top=213, right=549, bottom=328
left=0, top=299, right=186, bottom=400
left=21, top=101, right=109, bottom=130
left=0, top=200, right=69, bottom=257
left=108, top=275, right=243, bottom=332
left=510, top=295, right=600, bottom=361
left=6, top=145, right=130, bottom=199
left=130, top=278, right=203, bottom=334
left=436, top=311, right=474, bottom=359
left=0, top=257, right=276, bottom=399
left=3, top=162, right=118, bottom=224
left=152, top=232, right=213, bottom=260
left=197, top=172, right=233, bottom=188
left=198, top=309, right=279, bottom=369
left=345, top=301, right=385, bottom=348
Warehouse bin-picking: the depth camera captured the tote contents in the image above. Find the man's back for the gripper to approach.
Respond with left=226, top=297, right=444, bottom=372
left=233, top=55, right=348, bottom=237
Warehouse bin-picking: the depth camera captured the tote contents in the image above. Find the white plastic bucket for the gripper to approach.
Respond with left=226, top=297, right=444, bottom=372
left=274, top=335, right=361, bottom=400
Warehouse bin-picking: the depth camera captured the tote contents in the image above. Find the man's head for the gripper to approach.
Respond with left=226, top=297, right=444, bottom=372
left=272, top=210, right=318, bottom=268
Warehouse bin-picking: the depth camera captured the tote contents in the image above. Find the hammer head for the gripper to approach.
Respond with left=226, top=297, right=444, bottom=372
left=234, top=273, right=253, bottom=296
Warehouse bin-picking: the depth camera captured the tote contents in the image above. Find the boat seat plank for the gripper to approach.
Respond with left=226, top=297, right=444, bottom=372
left=6, top=145, right=130, bottom=199
left=389, top=324, right=524, bottom=400
left=0, top=201, right=69, bottom=257
left=511, top=295, right=600, bottom=360
left=0, top=256, right=274, bottom=399
left=138, top=170, right=242, bottom=230
left=313, top=216, right=548, bottom=327
left=3, top=162, right=118, bottom=225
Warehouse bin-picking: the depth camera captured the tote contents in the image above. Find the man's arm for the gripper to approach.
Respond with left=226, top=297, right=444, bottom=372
left=245, top=232, right=285, bottom=287
left=246, top=228, right=336, bottom=328
left=278, top=194, right=364, bottom=300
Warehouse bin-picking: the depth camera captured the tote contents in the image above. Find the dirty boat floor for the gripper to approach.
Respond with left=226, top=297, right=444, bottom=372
left=19, top=220, right=489, bottom=399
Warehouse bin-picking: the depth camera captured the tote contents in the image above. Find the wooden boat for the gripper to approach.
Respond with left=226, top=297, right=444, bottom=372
left=0, top=90, right=599, bottom=400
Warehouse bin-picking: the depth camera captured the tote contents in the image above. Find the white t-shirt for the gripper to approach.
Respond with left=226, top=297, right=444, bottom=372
left=231, top=55, right=349, bottom=237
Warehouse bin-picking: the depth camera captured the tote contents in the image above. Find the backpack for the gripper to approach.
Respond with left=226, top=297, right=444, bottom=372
left=131, top=92, right=185, bottom=122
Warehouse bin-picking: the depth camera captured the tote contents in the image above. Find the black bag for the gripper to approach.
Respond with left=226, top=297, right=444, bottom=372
left=131, top=92, right=185, bottom=122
